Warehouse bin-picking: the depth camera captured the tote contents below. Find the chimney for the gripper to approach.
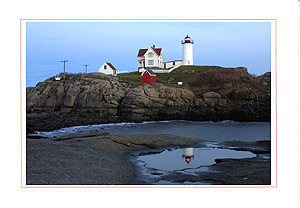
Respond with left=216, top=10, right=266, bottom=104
left=152, top=44, right=155, bottom=48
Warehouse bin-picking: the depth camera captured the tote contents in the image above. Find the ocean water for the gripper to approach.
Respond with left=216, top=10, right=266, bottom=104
left=32, top=120, right=271, bottom=142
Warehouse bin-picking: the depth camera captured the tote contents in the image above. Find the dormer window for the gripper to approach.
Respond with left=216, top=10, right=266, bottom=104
left=104, top=65, right=107, bottom=70
left=148, top=52, right=154, bottom=58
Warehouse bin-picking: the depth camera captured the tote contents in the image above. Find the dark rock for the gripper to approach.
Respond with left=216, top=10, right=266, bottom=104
left=26, top=135, right=48, bottom=140
left=26, top=72, right=271, bottom=133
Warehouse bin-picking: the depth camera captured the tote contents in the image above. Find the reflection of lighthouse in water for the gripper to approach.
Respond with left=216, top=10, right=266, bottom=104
left=182, top=148, right=194, bottom=164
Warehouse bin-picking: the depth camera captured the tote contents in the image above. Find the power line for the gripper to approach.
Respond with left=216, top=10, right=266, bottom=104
left=26, top=73, right=58, bottom=81
left=26, top=60, right=97, bottom=84
left=83, top=64, right=89, bottom=73
left=26, top=69, right=62, bottom=73
left=69, top=62, right=83, bottom=66
left=26, top=61, right=59, bottom=65
left=61, top=60, right=68, bottom=81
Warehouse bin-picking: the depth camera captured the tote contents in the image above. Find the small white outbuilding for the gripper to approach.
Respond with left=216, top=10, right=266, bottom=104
left=98, top=62, right=117, bottom=76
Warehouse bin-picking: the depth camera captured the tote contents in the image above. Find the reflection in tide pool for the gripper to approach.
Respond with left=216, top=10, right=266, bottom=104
left=138, top=147, right=255, bottom=171
left=136, top=147, right=256, bottom=184
left=182, top=148, right=194, bottom=164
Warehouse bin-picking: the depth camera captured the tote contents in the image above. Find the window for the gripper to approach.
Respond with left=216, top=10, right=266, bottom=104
left=173, top=61, right=175, bottom=66
left=148, top=52, right=154, bottom=58
left=148, top=60, right=154, bottom=65
left=104, top=65, right=107, bottom=70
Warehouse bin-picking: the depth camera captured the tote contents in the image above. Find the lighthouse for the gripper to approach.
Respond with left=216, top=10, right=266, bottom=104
left=181, top=35, right=194, bottom=65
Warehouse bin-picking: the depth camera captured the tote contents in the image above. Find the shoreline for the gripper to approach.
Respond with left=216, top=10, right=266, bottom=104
left=26, top=132, right=271, bottom=185
left=27, top=111, right=271, bottom=135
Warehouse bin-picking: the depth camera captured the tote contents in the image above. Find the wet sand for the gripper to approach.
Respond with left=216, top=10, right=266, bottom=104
left=26, top=133, right=270, bottom=185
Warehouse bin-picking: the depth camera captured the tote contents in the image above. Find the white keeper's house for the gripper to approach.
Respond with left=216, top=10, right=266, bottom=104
left=98, top=62, right=117, bottom=76
left=137, top=45, right=164, bottom=69
left=137, top=35, right=194, bottom=73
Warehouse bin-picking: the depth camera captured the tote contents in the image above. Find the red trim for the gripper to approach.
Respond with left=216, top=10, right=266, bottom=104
left=20, top=18, right=277, bottom=21
left=275, top=19, right=278, bottom=187
left=20, top=19, right=23, bottom=187
left=22, top=185, right=277, bottom=189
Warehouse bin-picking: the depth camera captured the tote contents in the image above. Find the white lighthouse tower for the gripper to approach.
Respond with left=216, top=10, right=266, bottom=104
left=181, top=35, right=194, bottom=65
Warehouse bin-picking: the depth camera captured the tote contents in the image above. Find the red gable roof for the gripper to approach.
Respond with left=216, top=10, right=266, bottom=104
left=137, top=49, right=148, bottom=57
left=106, top=62, right=117, bottom=70
left=153, top=48, right=162, bottom=56
left=137, top=47, right=162, bottom=57
left=141, top=69, right=156, bottom=77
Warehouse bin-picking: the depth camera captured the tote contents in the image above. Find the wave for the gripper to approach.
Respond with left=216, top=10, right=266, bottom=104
left=29, top=120, right=270, bottom=139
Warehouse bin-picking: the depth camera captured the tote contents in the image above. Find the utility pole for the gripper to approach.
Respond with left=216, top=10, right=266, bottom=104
left=61, top=60, right=68, bottom=81
left=83, top=64, right=89, bottom=74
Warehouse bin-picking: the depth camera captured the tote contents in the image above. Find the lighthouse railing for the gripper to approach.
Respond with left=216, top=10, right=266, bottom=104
left=181, top=40, right=194, bottom=44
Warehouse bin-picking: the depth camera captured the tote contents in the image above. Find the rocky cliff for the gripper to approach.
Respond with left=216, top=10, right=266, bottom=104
left=26, top=71, right=271, bottom=133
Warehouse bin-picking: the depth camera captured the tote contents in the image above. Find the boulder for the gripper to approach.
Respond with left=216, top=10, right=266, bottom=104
left=165, top=99, right=174, bottom=107
left=204, top=98, right=218, bottom=107
left=63, top=95, right=77, bottom=108
left=203, top=92, right=221, bottom=99
left=217, top=99, right=227, bottom=107
left=234, top=67, right=248, bottom=72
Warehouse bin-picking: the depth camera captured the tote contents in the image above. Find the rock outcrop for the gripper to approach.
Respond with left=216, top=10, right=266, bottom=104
left=26, top=72, right=271, bottom=133
left=120, top=84, right=195, bottom=121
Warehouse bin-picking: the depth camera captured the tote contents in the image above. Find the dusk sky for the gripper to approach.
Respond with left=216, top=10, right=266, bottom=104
left=26, top=22, right=271, bottom=87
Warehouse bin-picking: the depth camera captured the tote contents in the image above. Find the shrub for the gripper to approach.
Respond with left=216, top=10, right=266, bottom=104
left=185, top=69, right=259, bottom=88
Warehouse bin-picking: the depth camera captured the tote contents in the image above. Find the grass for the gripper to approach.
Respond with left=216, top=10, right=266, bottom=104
left=118, top=71, right=182, bottom=87
left=183, top=68, right=268, bottom=98
left=84, top=73, right=111, bottom=81
left=42, top=66, right=262, bottom=94
left=118, top=72, right=141, bottom=87
left=118, top=65, right=245, bottom=88
left=186, top=69, right=256, bottom=86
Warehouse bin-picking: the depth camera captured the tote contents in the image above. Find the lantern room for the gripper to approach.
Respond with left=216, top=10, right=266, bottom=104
left=181, top=35, right=194, bottom=44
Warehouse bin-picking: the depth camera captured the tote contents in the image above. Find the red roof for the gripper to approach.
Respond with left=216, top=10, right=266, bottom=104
left=137, top=47, right=162, bottom=57
left=106, top=62, right=117, bottom=70
left=141, top=69, right=156, bottom=77
left=137, top=49, right=147, bottom=57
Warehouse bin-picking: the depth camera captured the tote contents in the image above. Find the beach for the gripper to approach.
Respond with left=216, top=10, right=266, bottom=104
left=26, top=132, right=270, bottom=185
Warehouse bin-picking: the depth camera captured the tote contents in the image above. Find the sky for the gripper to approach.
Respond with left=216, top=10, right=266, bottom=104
left=26, top=22, right=271, bottom=87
